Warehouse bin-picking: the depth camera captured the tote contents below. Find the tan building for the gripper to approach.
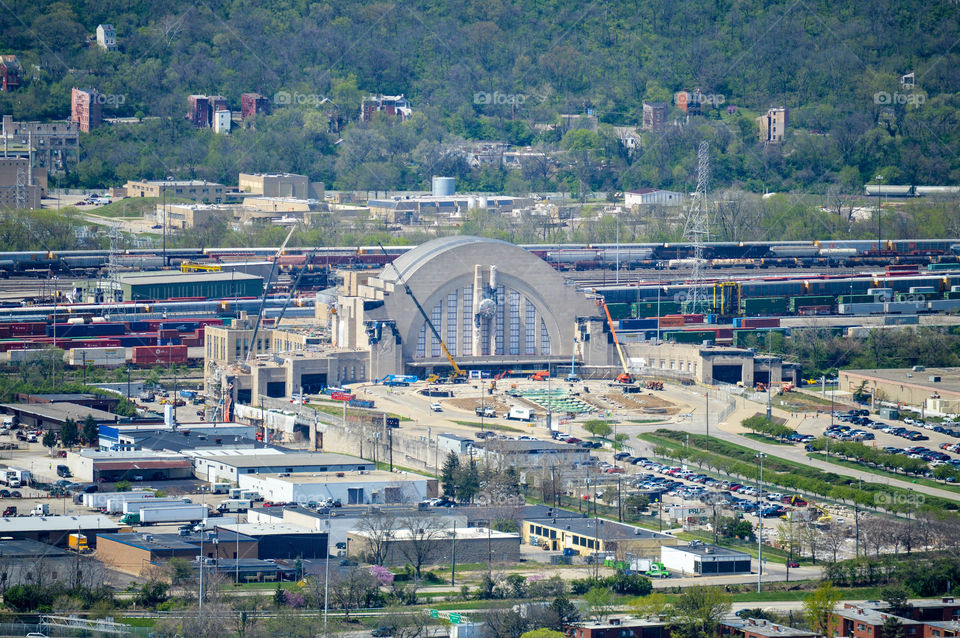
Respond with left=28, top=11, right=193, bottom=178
left=839, top=368, right=960, bottom=414
left=124, top=179, right=226, bottom=202
left=239, top=173, right=314, bottom=199
left=348, top=526, right=520, bottom=567
left=158, top=203, right=238, bottom=229
left=271, top=326, right=326, bottom=355
left=205, top=323, right=273, bottom=372
left=521, top=517, right=678, bottom=557
left=97, top=531, right=257, bottom=577
left=757, top=107, right=788, bottom=144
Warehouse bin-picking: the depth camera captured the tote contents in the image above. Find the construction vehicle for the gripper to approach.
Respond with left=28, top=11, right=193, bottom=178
left=528, top=370, right=549, bottom=381
left=379, top=243, right=466, bottom=382
left=180, top=262, right=221, bottom=273
left=475, top=406, right=497, bottom=418
left=378, top=374, right=418, bottom=387
left=600, top=300, right=634, bottom=385
left=756, top=382, right=767, bottom=392
left=644, top=380, right=664, bottom=391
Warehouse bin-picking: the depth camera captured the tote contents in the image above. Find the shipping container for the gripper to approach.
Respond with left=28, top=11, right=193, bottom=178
left=662, top=330, right=716, bottom=344
left=789, top=296, right=835, bottom=312
left=132, top=345, right=188, bottom=365
left=739, top=297, right=790, bottom=315
left=619, top=318, right=659, bottom=330
left=606, top=303, right=631, bottom=321
left=67, top=347, right=126, bottom=368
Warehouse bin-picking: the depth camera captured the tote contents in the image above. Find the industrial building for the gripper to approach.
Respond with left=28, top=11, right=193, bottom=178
left=236, top=469, right=436, bottom=505
left=214, top=522, right=328, bottom=559
left=566, top=617, right=669, bottom=638
left=0, top=402, right=127, bottom=432
left=97, top=530, right=258, bottom=577
left=1, top=115, right=77, bottom=172
left=123, top=179, right=227, bottom=202
left=118, top=271, right=262, bottom=301
left=0, top=515, right=119, bottom=547
left=472, top=438, right=592, bottom=467
left=839, top=367, right=960, bottom=415
left=623, top=342, right=800, bottom=387
left=65, top=449, right=195, bottom=482
left=660, top=542, right=752, bottom=575
left=624, top=188, right=685, bottom=207
left=521, top=516, right=679, bottom=556
left=347, top=526, right=520, bottom=567
left=367, top=194, right=529, bottom=224
left=192, top=452, right=374, bottom=483
left=239, top=172, right=310, bottom=199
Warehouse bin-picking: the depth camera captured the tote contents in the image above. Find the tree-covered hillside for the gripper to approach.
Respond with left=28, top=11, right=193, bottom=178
left=2, top=0, right=959, bottom=193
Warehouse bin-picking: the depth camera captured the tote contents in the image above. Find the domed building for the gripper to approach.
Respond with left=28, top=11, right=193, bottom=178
left=329, top=236, right=612, bottom=379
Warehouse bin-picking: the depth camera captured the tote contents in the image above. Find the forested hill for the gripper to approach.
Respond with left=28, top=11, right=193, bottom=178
left=2, top=0, right=959, bottom=193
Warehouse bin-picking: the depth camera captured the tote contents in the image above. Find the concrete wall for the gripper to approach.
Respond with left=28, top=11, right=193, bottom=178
left=348, top=530, right=520, bottom=566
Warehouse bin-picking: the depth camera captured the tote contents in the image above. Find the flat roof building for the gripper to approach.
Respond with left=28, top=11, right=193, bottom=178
left=239, top=172, right=310, bottom=199
left=521, top=516, right=678, bottom=556
left=214, top=522, right=328, bottom=559
left=118, top=271, right=263, bottom=302
left=661, top=542, right=752, bottom=576
left=237, top=469, right=436, bottom=505
left=565, top=616, right=669, bottom=638
left=123, top=179, right=227, bottom=202
left=0, top=402, right=123, bottom=432
left=721, top=618, right=819, bottom=638
left=473, top=438, right=592, bottom=466
left=97, top=530, right=258, bottom=577
left=0, top=514, right=119, bottom=547
left=193, top=452, right=374, bottom=483
left=839, top=368, right=960, bottom=415
left=348, top=525, right=520, bottom=567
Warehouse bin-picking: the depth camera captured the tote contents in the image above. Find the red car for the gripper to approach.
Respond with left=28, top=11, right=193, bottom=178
left=605, top=467, right=625, bottom=474
left=787, top=561, right=800, bottom=568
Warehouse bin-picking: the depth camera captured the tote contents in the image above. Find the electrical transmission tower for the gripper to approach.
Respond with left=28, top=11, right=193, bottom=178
left=682, top=141, right=710, bottom=314
left=14, top=162, right=26, bottom=209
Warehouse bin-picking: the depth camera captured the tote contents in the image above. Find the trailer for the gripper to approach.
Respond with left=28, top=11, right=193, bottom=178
left=122, top=504, right=208, bottom=525
left=113, top=497, right=188, bottom=515
left=85, top=490, right=153, bottom=510
left=378, top=374, right=418, bottom=386
left=216, top=498, right=252, bottom=513
left=505, top=407, right=534, bottom=422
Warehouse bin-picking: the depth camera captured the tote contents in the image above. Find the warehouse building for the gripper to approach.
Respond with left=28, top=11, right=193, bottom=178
left=0, top=402, right=126, bottom=432
left=521, top=516, right=678, bottom=556
left=97, top=530, right=258, bottom=577
left=237, top=469, right=436, bottom=505
left=215, top=522, right=328, bottom=559
left=0, top=515, right=119, bottom=547
left=118, top=271, right=263, bottom=302
left=839, top=368, right=960, bottom=414
left=64, top=449, right=194, bottom=482
left=473, top=438, right=592, bottom=467
left=123, top=179, right=227, bottom=202
left=347, top=526, right=520, bottom=567
left=0, top=540, right=80, bottom=588
left=192, top=452, right=373, bottom=483
left=660, top=542, right=752, bottom=575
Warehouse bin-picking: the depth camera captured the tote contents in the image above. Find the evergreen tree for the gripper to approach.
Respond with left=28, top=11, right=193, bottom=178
left=440, top=452, right=460, bottom=499
left=82, top=415, right=98, bottom=446
left=59, top=418, right=79, bottom=448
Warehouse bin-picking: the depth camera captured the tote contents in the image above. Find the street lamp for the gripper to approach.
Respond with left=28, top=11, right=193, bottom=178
left=755, top=452, right=766, bottom=593
left=875, top=175, right=884, bottom=253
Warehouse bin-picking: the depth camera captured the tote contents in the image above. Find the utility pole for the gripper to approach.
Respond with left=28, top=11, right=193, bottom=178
left=705, top=391, right=709, bottom=452
left=323, top=509, right=331, bottom=638
left=756, top=452, right=766, bottom=593
left=450, top=523, right=456, bottom=586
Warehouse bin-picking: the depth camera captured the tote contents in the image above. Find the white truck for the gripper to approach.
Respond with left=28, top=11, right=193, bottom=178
left=211, top=483, right=231, bottom=495
left=505, top=406, right=534, bottom=421
left=217, top=498, right=252, bottom=513
left=134, top=504, right=208, bottom=525
left=31, top=503, right=49, bottom=516
left=1, top=468, right=30, bottom=488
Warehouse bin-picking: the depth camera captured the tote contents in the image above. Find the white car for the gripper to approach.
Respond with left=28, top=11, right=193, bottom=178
left=430, top=402, right=442, bottom=412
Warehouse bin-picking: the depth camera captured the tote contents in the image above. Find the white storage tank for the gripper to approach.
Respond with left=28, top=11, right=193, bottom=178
left=431, top=176, right=456, bottom=197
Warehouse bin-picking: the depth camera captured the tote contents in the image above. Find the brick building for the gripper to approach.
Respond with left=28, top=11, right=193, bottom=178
left=360, top=94, right=412, bottom=122
left=1, top=115, right=78, bottom=172
left=187, top=94, right=228, bottom=128
left=642, top=102, right=667, bottom=131
left=722, top=618, right=820, bottom=638
left=0, top=55, right=21, bottom=91
left=71, top=88, right=103, bottom=132
left=240, top=93, right=270, bottom=120
left=97, top=530, right=258, bottom=577
left=564, top=617, right=668, bottom=638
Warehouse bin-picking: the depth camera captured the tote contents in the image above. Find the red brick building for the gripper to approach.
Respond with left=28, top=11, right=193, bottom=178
left=71, top=88, right=102, bottom=132
left=564, top=616, right=668, bottom=638
left=722, top=618, right=820, bottom=638
left=360, top=94, right=412, bottom=122
left=831, top=604, right=923, bottom=638
left=240, top=93, right=270, bottom=120
left=187, top=94, right=228, bottom=127
left=0, top=55, right=22, bottom=92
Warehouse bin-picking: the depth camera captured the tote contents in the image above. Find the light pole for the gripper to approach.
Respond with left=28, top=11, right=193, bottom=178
left=323, top=509, right=331, bottom=638
left=615, top=208, right=620, bottom=285
left=875, top=175, right=883, bottom=253
left=755, top=452, right=766, bottom=593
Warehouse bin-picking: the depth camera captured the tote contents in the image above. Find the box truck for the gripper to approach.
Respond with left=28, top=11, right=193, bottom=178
left=217, top=499, right=252, bottom=513
left=505, top=407, right=534, bottom=421
left=68, top=533, right=89, bottom=552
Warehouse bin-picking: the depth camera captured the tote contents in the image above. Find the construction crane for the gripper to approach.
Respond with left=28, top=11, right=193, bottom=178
left=600, top=300, right=634, bottom=385
left=244, top=226, right=295, bottom=364
left=379, top=243, right=465, bottom=381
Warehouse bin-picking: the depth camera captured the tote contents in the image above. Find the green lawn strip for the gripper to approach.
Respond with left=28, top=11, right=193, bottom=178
left=742, top=433, right=795, bottom=446
left=627, top=419, right=668, bottom=424
left=451, top=420, right=524, bottom=433
left=117, top=618, right=157, bottom=627
left=307, top=402, right=411, bottom=421
left=806, top=452, right=960, bottom=496
left=375, top=461, right=434, bottom=477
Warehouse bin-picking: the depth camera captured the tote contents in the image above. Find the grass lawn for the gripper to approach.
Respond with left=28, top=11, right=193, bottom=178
left=307, top=402, right=411, bottom=421
left=742, top=433, right=795, bottom=446
left=91, top=196, right=192, bottom=218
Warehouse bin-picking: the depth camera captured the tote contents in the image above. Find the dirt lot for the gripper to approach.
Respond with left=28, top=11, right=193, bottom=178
left=446, top=396, right=512, bottom=414
left=603, top=391, right=680, bottom=414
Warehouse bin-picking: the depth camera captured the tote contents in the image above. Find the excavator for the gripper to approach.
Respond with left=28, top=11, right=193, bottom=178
left=380, top=244, right=466, bottom=383
left=600, top=300, right=634, bottom=385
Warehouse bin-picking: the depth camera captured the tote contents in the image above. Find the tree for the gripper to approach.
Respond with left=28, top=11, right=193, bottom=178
left=135, top=580, right=169, bottom=607
left=882, top=615, right=905, bottom=638
left=669, top=586, right=732, bottom=638
left=631, top=592, right=670, bottom=620
left=41, top=429, right=56, bottom=450
left=551, top=591, right=580, bottom=627
left=60, top=418, right=79, bottom=448
left=583, top=420, right=613, bottom=439
left=380, top=605, right=433, bottom=638
left=881, top=585, right=912, bottom=616
left=82, top=415, right=98, bottom=446
left=803, top=581, right=842, bottom=636
left=164, top=557, right=195, bottom=585
left=521, top=631, right=565, bottom=638
left=440, top=452, right=460, bottom=499
left=328, top=568, right=382, bottom=620
left=357, top=510, right=397, bottom=566
left=397, top=513, right=445, bottom=579
left=584, top=586, right=614, bottom=622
